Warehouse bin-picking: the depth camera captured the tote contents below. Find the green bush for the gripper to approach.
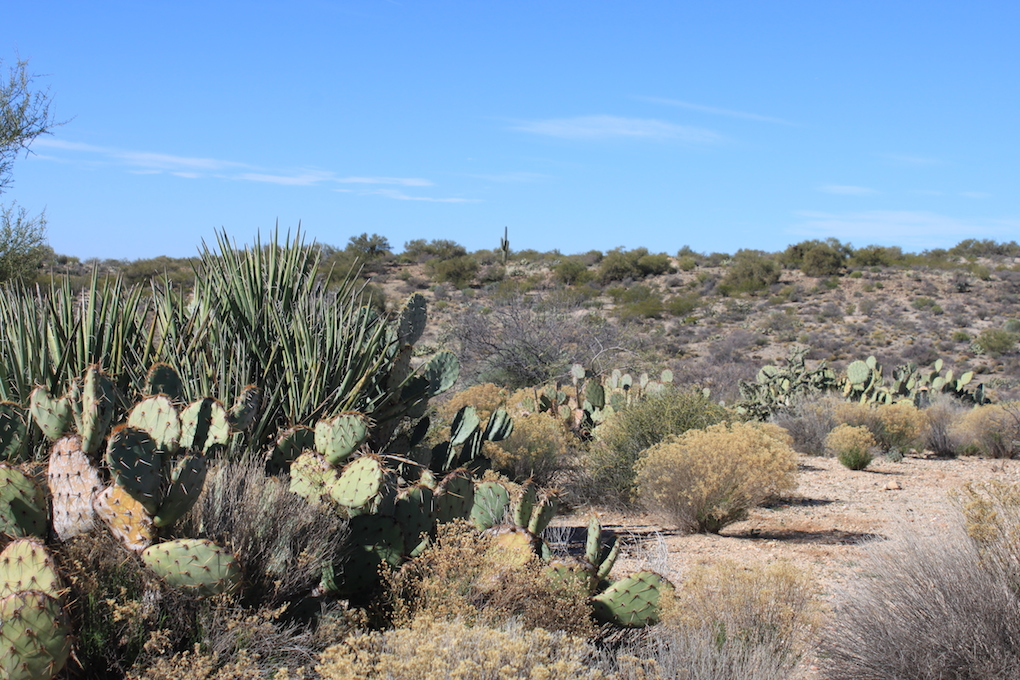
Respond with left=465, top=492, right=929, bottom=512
left=718, top=250, right=780, bottom=296
left=635, top=422, right=798, bottom=533
left=975, top=328, right=1019, bottom=356
left=427, top=254, right=479, bottom=287
left=579, top=388, right=730, bottom=505
left=552, top=257, right=592, bottom=285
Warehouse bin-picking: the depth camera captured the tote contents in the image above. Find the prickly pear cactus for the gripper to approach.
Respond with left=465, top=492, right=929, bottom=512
left=0, top=539, right=63, bottom=598
left=394, top=484, right=434, bottom=558
left=145, top=363, right=186, bottom=402
left=93, top=484, right=155, bottom=552
left=105, top=425, right=162, bottom=515
left=28, top=388, right=72, bottom=442
left=128, top=395, right=181, bottom=452
left=328, top=514, right=405, bottom=597
left=227, top=385, right=261, bottom=433
left=470, top=480, right=510, bottom=531
left=153, top=453, right=208, bottom=528
left=591, top=571, right=672, bottom=627
left=47, top=436, right=102, bottom=541
left=328, top=455, right=395, bottom=515
left=398, top=292, right=427, bottom=346
left=179, top=398, right=230, bottom=453
left=0, top=401, right=27, bottom=462
left=434, top=469, right=475, bottom=524
left=80, top=365, right=117, bottom=455
left=268, top=425, right=315, bottom=473
left=289, top=451, right=338, bottom=503
left=140, top=538, right=242, bottom=596
left=314, top=412, right=371, bottom=466
left=423, top=351, right=460, bottom=398
left=0, top=465, right=47, bottom=539
left=0, top=590, right=72, bottom=680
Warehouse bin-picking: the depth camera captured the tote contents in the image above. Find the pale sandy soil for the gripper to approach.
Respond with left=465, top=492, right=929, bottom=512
left=553, top=453, right=1020, bottom=678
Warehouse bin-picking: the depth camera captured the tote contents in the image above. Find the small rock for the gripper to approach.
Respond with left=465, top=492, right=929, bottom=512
left=884, top=481, right=902, bottom=491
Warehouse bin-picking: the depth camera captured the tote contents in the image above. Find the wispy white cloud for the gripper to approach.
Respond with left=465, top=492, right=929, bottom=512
left=636, top=96, right=794, bottom=125
left=512, top=115, right=721, bottom=142
left=30, top=138, right=460, bottom=200
left=465, top=171, right=548, bottom=183
left=961, top=191, right=991, bottom=199
left=790, top=209, right=1020, bottom=248
left=818, top=184, right=877, bottom=196
left=370, top=189, right=479, bottom=203
left=880, top=153, right=943, bottom=166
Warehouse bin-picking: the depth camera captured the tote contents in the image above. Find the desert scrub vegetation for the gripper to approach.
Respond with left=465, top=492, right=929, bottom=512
left=483, top=411, right=574, bottom=485
left=951, top=402, right=1020, bottom=458
left=822, top=482, right=1020, bottom=679
left=579, top=387, right=730, bottom=505
left=634, top=422, right=798, bottom=533
left=824, top=424, right=876, bottom=470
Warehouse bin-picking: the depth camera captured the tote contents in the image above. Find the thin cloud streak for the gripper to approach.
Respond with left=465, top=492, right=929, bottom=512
left=370, top=189, right=479, bottom=203
left=637, top=96, right=795, bottom=125
left=818, top=184, right=877, bottom=196
left=513, top=115, right=722, bottom=142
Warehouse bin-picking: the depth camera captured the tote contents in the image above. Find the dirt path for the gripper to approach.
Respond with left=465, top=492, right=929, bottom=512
left=555, top=453, right=1020, bottom=677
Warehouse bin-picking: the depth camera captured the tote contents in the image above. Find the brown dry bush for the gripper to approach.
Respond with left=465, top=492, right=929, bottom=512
left=769, top=394, right=841, bottom=455
left=951, top=402, right=1020, bottom=458
left=483, top=411, right=574, bottom=485
left=833, top=400, right=923, bottom=453
left=387, top=521, right=595, bottom=638
left=824, top=424, right=876, bottom=470
left=316, top=617, right=606, bottom=680
left=437, top=382, right=508, bottom=423
left=921, top=394, right=970, bottom=455
left=634, top=422, right=798, bottom=533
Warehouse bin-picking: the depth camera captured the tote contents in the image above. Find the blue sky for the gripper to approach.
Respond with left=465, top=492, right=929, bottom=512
left=5, top=1, right=1019, bottom=259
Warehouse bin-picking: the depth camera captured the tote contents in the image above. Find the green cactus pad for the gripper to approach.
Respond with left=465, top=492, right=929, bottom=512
left=0, top=402, right=27, bottom=463
left=591, top=571, right=673, bottom=627
left=545, top=558, right=596, bottom=595
left=488, top=526, right=542, bottom=565
left=141, top=538, right=242, bottom=597
left=128, top=395, right=182, bottom=452
left=267, top=426, right=314, bottom=472
left=527, top=494, right=558, bottom=535
left=28, top=388, right=72, bottom=443
left=144, top=362, right=186, bottom=401
left=395, top=484, right=434, bottom=558
left=330, top=514, right=405, bottom=597
left=154, top=453, right=208, bottom=528
left=585, top=516, right=603, bottom=566
left=846, top=360, right=871, bottom=386
left=47, top=436, right=102, bottom=541
left=423, top=351, right=460, bottom=397
left=179, top=398, right=230, bottom=453
left=314, top=412, right=371, bottom=466
left=106, top=425, right=162, bottom=515
left=288, top=451, right=337, bottom=503
left=398, top=293, right=427, bottom=346
left=584, top=382, right=606, bottom=411
left=0, top=465, right=47, bottom=540
left=434, top=469, right=475, bottom=524
left=482, top=408, right=513, bottom=442
left=227, top=385, right=261, bottom=433
left=328, top=455, right=389, bottom=511
left=93, top=484, right=155, bottom=552
left=80, top=366, right=117, bottom=455
left=0, top=590, right=72, bottom=680
left=470, top=480, right=510, bottom=531
left=0, top=539, right=63, bottom=598
left=513, top=481, right=539, bottom=529
left=449, top=406, right=480, bottom=447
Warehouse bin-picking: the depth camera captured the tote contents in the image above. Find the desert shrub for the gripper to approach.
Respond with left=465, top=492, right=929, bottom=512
left=316, top=617, right=604, bottom=680
left=437, top=382, right=508, bottom=423
left=387, top=521, right=594, bottom=637
left=553, top=257, right=593, bottom=285
left=659, top=560, right=817, bottom=665
left=825, top=424, right=875, bottom=470
left=769, top=394, right=840, bottom=455
left=401, top=238, right=467, bottom=263
left=634, top=422, right=798, bottom=533
left=677, top=255, right=698, bottom=271
left=718, top=250, right=781, bottom=296
left=976, top=327, right=1019, bottom=355
left=665, top=293, right=700, bottom=316
left=484, top=412, right=573, bottom=485
left=951, top=403, right=1020, bottom=458
left=921, top=394, right=969, bottom=456
left=849, top=244, right=904, bottom=267
left=580, top=388, right=730, bottom=505
left=874, top=401, right=923, bottom=452
left=821, top=517, right=1020, bottom=679
left=426, top=254, right=479, bottom=287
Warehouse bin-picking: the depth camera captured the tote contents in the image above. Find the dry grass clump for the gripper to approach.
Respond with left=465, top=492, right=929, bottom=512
left=821, top=518, right=1020, bottom=679
left=610, top=560, right=817, bottom=680
left=388, top=521, right=594, bottom=638
left=921, top=394, right=970, bottom=455
left=634, top=422, right=798, bottom=533
left=582, top=388, right=731, bottom=506
left=180, top=456, right=349, bottom=607
left=951, top=402, right=1020, bottom=458
left=316, top=617, right=606, bottom=680
left=769, top=394, right=840, bottom=455
left=824, top=424, right=876, bottom=470
left=438, top=382, right=508, bottom=422
left=483, top=411, right=573, bottom=485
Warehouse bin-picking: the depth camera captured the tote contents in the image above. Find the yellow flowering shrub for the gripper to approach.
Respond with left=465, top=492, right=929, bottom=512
left=484, top=412, right=573, bottom=485
left=634, top=422, right=797, bottom=533
left=824, top=424, right=876, bottom=469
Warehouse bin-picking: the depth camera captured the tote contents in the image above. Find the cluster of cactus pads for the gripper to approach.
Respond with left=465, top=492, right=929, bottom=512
left=739, top=348, right=990, bottom=418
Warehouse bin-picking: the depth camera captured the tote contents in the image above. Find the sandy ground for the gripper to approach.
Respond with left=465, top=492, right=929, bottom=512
left=552, top=453, right=1020, bottom=677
